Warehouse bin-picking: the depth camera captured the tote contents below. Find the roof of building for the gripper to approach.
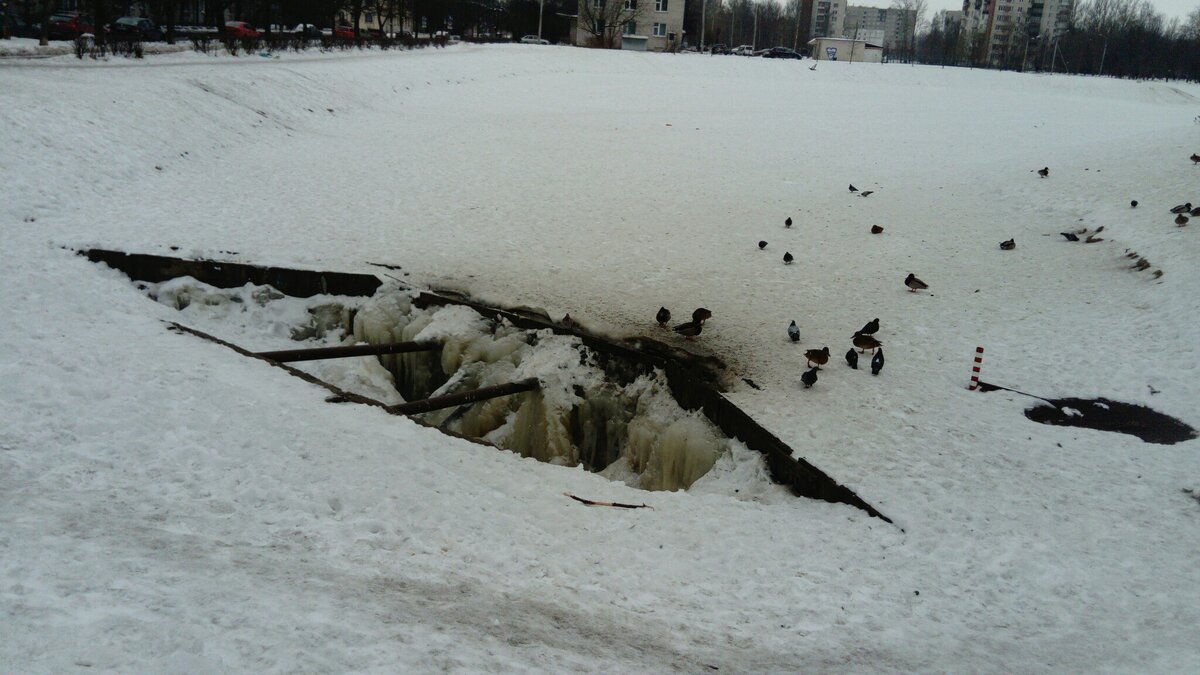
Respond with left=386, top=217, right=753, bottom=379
left=806, top=36, right=883, bottom=48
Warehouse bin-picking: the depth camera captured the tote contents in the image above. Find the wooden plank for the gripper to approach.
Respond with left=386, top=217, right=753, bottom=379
left=387, top=378, right=540, bottom=416
left=257, top=341, right=437, bottom=363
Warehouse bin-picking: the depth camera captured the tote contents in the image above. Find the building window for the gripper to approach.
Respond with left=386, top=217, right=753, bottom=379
left=653, top=22, right=667, bottom=36
left=624, top=0, right=636, bottom=9
left=624, top=21, right=636, bottom=35
left=593, top=0, right=603, bottom=7
left=655, top=0, right=669, bottom=11
left=594, top=19, right=604, bottom=33
left=365, top=12, right=375, bottom=23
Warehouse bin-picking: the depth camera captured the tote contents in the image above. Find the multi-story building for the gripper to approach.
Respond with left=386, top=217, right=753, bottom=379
left=571, top=0, right=685, bottom=51
left=810, top=0, right=845, bottom=40
left=962, top=0, right=1072, bottom=66
left=842, top=5, right=915, bottom=51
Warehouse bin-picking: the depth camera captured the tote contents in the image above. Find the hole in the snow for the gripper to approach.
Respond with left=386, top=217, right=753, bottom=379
left=1024, top=398, right=1196, bottom=445
left=81, top=248, right=893, bottom=520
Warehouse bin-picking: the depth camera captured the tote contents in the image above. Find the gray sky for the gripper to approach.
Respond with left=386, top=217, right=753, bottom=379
left=915, top=0, right=1198, bottom=22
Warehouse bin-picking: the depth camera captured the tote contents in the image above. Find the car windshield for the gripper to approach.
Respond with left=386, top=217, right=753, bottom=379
left=50, top=14, right=78, bottom=21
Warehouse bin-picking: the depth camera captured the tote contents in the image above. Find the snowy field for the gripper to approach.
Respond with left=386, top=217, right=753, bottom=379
left=2, top=45, right=1199, bottom=672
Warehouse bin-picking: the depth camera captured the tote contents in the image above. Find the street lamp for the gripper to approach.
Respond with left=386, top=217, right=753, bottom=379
left=537, top=0, right=545, bottom=41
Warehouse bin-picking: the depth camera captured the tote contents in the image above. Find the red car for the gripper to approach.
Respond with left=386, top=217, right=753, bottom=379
left=224, top=21, right=259, bottom=39
left=47, top=12, right=95, bottom=40
left=333, top=25, right=355, bottom=39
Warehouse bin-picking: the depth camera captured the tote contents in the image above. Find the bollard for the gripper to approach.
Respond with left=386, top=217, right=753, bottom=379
left=968, top=346, right=984, bottom=390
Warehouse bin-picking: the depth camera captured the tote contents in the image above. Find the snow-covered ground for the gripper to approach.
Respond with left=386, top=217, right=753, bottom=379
left=2, top=45, right=1199, bottom=672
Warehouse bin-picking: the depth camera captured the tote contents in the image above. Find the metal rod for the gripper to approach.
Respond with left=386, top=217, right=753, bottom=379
left=256, top=341, right=438, bottom=363
left=388, top=378, right=540, bottom=416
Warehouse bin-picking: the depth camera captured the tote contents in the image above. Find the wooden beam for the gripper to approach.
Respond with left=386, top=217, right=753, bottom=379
left=256, top=341, right=438, bottom=363
left=387, top=378, right=540, bottom=416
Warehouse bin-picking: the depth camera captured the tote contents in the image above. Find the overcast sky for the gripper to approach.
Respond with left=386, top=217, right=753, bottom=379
left=913, top=0, right=1197, bottom=22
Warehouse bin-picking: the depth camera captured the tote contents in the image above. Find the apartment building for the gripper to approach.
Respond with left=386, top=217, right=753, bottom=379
left=810, top=0, right=845, bottom=40
left=842, top=5, right=915, bottom=50
left=962, top=0, right=1072, bottom=66
left=570, top=0, right=685, bottom=51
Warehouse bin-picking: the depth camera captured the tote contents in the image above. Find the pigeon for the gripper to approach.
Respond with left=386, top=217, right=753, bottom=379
left=785, top=217, right=793, bottom=228
left=1037, top=167, right=1049, bottom=178
left=859, top=318, right=880, bottom=335
left=845, top=348, right=859, bottom=369
left=1152, top=269, right=1164, bottom=278
left=853, top=331, right=882, bottom=353
left=788, top=320, right=800, bottom=342
left=1191, top=153, right=1199, bottom=164
left=656, top=307, right=671, bottom=327
left=860, top=190, right=874, bottom=197
left=805, top=346, right=830, bottom=367
left=1169, top=203, right=1192, bottom=214
left=758, top=240, right=768, bottom=249
left=1176, top=214, right=1189, bottom=227
left=801, top=366, right=818, bottom=388
left=849, top=184, right=859, bottom=193
left=809, top=63, right=817, bottom=71
left=1060, top=232, right=1080, bottom=241
left=904, top=273, right=929, bottom=292
left=1000, top=238, right=1016, bottom=250
left=1130, top=200, right=1138, bottom=208
left=871, top=225, right=884, bottom=234
left=783, top=252, right=794, bottom=264
left=871, top=348, right=884, bottom=375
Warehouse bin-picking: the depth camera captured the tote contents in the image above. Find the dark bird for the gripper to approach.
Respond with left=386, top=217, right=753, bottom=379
left=1037, top=167, right=1049, bottom=178
left=691, top=307, right=713, bottom=323
left=809, top=63, right=817, bottom=71
left=860, top=190, right=874, bottom=197
left=788, top=320, right=800, bottom=342
left=1191, top=153, right=1200, bottom=164
left=1176, top=214, right=1189, bottom=226
left=783, top=252, right=794, bottom=264
left=1152, top=269, right=1164, bottom=278
left=673, top=320, right=703, bottom=339
left=1085, top=235, right=1104, bottom=243
left=904, top=273, right=928, bottom=292
left=656, top=307, right=671, bottom=327
left=758, top=240, right=768, bottom=249
left=1169, top=202, right=1192, bottom=214
left=859, top=318, right=880, bottom=335
left=845, top=348, right=859, bottom=369
left=853, top=331, right=882, bottom=353
left=801, top=366, right=819, bottom=388
left=1191, top=207, right=1200, bottom=217
left=871, top=224, right=884, bottom=234
left=1000, top=238, right=1016, bottom=250
left=1132, top=258, right=1151, bottom=270
left=785, top=217, right=793, bottom=228
left=871, top=348, right=884, bottom=375
left=849, top=184, right=859, bottom=193
left=805, top=346, right=830, bottom=367
left=1060, top=232, right=1080, bottom=241
left=1130, top=200, right=1138, bottom=208
left=562, top=314, right=578, bottom=328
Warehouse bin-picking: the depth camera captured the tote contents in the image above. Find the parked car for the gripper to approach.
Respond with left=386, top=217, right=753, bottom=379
left=106, top=16, right=163, bottom=41
left=332, top=25, right=355, bottom=39
left=731, top=44, right=755, bottom=56
left=709, top=43, right=731, bottom=55
left=1, top=11, right=41, bottom=39
left=519, top=34, right=549, bottom=45
left=47, top=12, right=94, bottom=40
left=223, top=21, right=258, bottom=39
left=762, top=46, right=802, bottom=59
left=290, top=23, right=322, bottom=38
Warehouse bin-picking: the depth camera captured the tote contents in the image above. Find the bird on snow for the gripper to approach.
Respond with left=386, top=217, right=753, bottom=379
left=1190, top=206, right=1200, bottom=217
left=853, top=331, right=883, bottom=353
left=801, top=366, right=819, bottom=388
left=1191, top=153, right=1200, bottom=164
left=1000, top=238, right=1016, bottom=250
left=758, top=240, right=768, bottom=249
left=860, top=190, right=874, bottom=197
left=1130, top=200, right=1138, bottom=208
left=783, top=252, right=794, bottom=264
left=788, top=320, right=800, bottom=342
left=1085, top=234, right=1104, bottom=243
left=1176, top=214, right=1190, bottom=227
left=845, top=348, right=859, bottom=369
left=656, top=307, right=671, bottom=327
left=1169, top=202, right=1192, bottom=214
left=849, top=184, right=859, bottom=193
left=805, top=346, right=830, bottom=368
left=1037, top=167, right=1049, bottom=178
left=561, top=314, right=578, bottom=328
left=1060, top=231, right=1080, bottom=241
left=859, top=318, right=880, bottom=335
left=809, top=63, right=817, bottom=71
left=904, top=273, right=929, bottom=292
left=672, top=308, right=712, bottom=340
left=785, top=217, right=793, bottom=228
left=871, top=349, right=885, bottom=375
left=871, top=224, right=884, bottom=234
left=1132, top=258, right=1151, bottom=270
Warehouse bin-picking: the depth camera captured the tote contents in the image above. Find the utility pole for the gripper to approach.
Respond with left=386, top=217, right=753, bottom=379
left=792, top=0, right=800, bottom=51
left=537, top=0, right=545, bottom=42
left=1050, top=37, right=1058, bottom=73
left=752, top=5, right=758, bottom=50
left=700, top=0, right=706, bottom=51
left=1098, top=35, right=1107, bottom=75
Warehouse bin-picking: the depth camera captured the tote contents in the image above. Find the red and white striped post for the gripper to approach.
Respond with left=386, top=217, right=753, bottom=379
left=968, top=346, right=984, bottom=390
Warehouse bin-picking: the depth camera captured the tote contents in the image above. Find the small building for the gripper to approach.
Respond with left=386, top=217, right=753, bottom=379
left=807, top=36, right=882, bottom=62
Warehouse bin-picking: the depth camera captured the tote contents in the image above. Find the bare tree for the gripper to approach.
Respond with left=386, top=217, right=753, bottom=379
left=890, top=0, right=926, bottom=62
left=578, top=0, right=644, bottom=48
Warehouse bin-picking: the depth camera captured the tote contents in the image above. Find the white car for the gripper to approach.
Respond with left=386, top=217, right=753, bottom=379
left=731, top=44, right=755, bottom=56
left=519, top=35, right=549, bottom=45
